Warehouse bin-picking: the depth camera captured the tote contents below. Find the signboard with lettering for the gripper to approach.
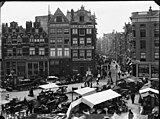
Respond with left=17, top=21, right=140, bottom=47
left=71, top=25, right=94, bottom=28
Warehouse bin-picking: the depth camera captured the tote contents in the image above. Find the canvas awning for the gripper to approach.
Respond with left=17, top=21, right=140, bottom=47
left=82, top=89, right=121, bottom=108
left=66, top=89, right=121, bottom=119
left=47, top=76, right=58, bottom=79
left=0, top=100, right=10, bottom=105
left=74, top=87, right=96, bottom=96
left=39, top=83, right=60, bottom=89
left=139, top=87, right=159, bottom=94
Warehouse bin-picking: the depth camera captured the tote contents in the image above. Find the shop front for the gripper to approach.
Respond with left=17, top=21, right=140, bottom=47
left=134, top=62, right=159, bottom=78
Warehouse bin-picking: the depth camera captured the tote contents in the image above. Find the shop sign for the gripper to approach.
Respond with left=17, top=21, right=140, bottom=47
left=71, top=25, right=94, bottom=28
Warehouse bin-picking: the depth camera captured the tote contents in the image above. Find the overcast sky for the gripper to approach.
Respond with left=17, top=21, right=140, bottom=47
left=1, top=1, right=159, bottom=38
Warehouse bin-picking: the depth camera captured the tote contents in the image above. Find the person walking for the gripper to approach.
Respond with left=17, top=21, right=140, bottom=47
left=97, top=73, right=101, bottom=85
left=118, top=71, right=121, bottom=79
left=128, top=109, right=134, bottom=119
left=130, top=93, right=135, bottom=104
left=108, top=71, right=113, bottom=83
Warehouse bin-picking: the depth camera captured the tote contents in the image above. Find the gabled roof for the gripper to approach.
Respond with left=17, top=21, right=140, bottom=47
left=49, top=8, right=69, bottom=24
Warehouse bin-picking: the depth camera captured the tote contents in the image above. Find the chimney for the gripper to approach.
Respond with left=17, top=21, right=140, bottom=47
left=71, top=9, right=74, bottom=21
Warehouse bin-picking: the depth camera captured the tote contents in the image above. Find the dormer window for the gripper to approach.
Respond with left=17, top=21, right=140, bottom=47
left=80, top=15, right=84, bottom=22
left=56, top=16, right=63, bottom=22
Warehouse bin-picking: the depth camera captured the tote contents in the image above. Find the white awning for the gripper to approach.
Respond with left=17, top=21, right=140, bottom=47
left=139, top=87, right=159, bottom=94
left=47, top=76, right=58, bottom=79
left=82, top=89, right=121, bottom=108
left=0, top=100, right=10, bottom=105
left=66, top=89, right=121, bottom=119
left=39, top=83, right=60, bottom=89
left=74, top=87, right=96, bottom=96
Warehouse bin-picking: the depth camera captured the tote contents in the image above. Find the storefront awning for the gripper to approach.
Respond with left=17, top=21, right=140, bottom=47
left=74, top=87, right=96, bottom=96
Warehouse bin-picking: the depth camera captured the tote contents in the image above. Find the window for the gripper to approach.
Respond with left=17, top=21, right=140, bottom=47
left=80, top=38, right=85, bottom=45
left=56, top=16, right=63, bottom=22
left=140, top=29, right=146, bottom=37
left=79, top=50, right=85, bottom=58
left=39, top=48, right=45, bottom=55
left=72, top=29, right=78, bottom=34
left=86, top=29, right=92, bottom=34
left=64, top=38, right=69, bottom=44
left=35, top=39, right=39, bottom=42
left=73, top=50, right=78, bottom=58
left=132, top=41, right=136, bottom=49
left=64, top=29, right=69, bottom=34
left=57, top=37, right=62, bottom=44
left=29, top=39, right=34, bottom=43
left=79, top=29, right=85, bottom=36
left=54, top=60, right=59, bottom=65
left=73, top=38, right=78, bottom=45
left=154, top=52, right=159, bottom=60
left=29, top=48, right=35, bottom=55
left=50, top=38, right=55, bottom=44
left=140, top=40, right=146, bottom=49
left=154, top=29, right=159, bottom=37
left=50, top=48, right=56, bottom=56
left=86, top=38, right=92, bottom=45
left=28, top=63, right=32, bottom=75
left=57, top=29, right=62, bottom=34
left=133, top=30, right=136, bottom=37
left=140, top=24, right=146, bottom=27
left=50, top=29, right=56, bottom=34
left=154, top=23, right=159, bottom=27
left=80, top=16, right=84, bottom=22
left=40, top=39, right=44, bottom=42
left=17, top=48, right=22, bottom=56
left=7, top=49, right=13, bottom=56
left=86, top=50, right=92, bottom=58
left=154, top=40, right=159, bottom=48
left=35, top=29, right=38, bottom=33
left=140, top=52, right=146, bottom=61
left=57, top=48, right=62, bottom=56
left=64, top=48, right=69, bottom=56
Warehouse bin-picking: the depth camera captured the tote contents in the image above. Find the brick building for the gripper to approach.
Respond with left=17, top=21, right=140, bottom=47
left=48, top=8, right=71, bottom=76
left=2, top=21, right=48, bottom=80
left=130, top=7, right=159, bottom=78
left=66, top=6, right=97, bottom=76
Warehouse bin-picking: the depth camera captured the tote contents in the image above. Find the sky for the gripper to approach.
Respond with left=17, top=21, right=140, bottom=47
left=1, top=1, right=159, bottom=38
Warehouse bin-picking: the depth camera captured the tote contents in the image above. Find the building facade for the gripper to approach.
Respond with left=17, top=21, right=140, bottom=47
left=48, top=8, right=71, bottom=76
left=130, top=7, right=159, bottom=78
left=2, top=21, right=48, bottom=80
left=66, top=6, right=97, bottom=76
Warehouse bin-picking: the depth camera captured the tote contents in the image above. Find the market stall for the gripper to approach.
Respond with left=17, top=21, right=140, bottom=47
left=74, top=87, right=96, bottom=97
left=139, top=87, right=159, bottom=114
left=38, top=83, right=60, bottom=89
left=66, top=89, right=121, bottom=119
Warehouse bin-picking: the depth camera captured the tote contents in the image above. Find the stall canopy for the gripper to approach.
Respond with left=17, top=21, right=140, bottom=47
left=74, top=87, right=96, bottom=96
left=0, top=100, right=10, bottom=105
left=139, top=87, right=159, bottom=98
left=82, top=89, right=121, bottom=108
left=39, top=83, right=60, bottom=89
left=66, top=89, right=121, bottom=119
left=139, top=87, right=159, bottom=94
